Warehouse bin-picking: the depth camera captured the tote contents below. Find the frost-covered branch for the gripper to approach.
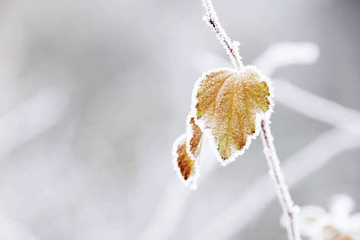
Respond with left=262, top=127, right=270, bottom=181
left=201, top=1, right=300, bottom=239
left=201, top=0, right=243, bottom=70
left=260, top=119, right=300, bottom=240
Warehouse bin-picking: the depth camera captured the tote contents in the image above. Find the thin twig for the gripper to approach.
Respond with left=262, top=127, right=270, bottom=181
left=260, top=120, right=300, bottom=240
left=201, top=0, right=243, bottom=70
left=200, top=1, right=300, bottom=239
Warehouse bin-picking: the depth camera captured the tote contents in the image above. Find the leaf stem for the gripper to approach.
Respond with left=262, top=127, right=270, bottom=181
left=201, top=0, right=244, bottom=70
left=200, top=0, right=301, bottom=239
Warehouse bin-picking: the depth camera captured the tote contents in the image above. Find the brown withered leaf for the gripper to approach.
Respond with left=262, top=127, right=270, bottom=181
left=174, top=134, right=195, bottom=181
left=173, top=117, right=204, bottom=187
left=195, top=66, right=272, bottom=162
left=187, top=117, right=203, bottom=159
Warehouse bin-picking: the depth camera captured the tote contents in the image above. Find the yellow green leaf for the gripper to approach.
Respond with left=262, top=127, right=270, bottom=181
left=194, top=66, right=272, bottom=163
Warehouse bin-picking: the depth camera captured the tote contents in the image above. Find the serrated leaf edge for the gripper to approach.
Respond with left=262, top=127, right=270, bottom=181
left=190, top=66, right=275, bottom=166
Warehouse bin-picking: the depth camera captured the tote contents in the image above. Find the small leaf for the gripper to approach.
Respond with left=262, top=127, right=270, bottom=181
left=173, top=134, right=195, bottom=181
left=194, top=66, right=272, bottom=163
left=187, top=117, right=204, bottom=159
left=172, top=117, right=203, bottom=188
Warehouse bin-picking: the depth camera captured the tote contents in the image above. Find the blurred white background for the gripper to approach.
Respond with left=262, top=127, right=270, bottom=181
left=0, top=0, right=359, bottom=239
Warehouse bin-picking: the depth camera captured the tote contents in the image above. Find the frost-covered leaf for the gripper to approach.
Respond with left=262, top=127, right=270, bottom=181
left=187, top=117, right=204, bottom=159
left=173, top=134, right=195, bottom=181
left=172, top=117, right=203, bottom=188
left=194, top=66, right=272, bottom=163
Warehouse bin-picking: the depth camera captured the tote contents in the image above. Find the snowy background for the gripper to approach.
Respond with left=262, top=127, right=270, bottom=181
left=0, top=0, right=360, bottom=239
